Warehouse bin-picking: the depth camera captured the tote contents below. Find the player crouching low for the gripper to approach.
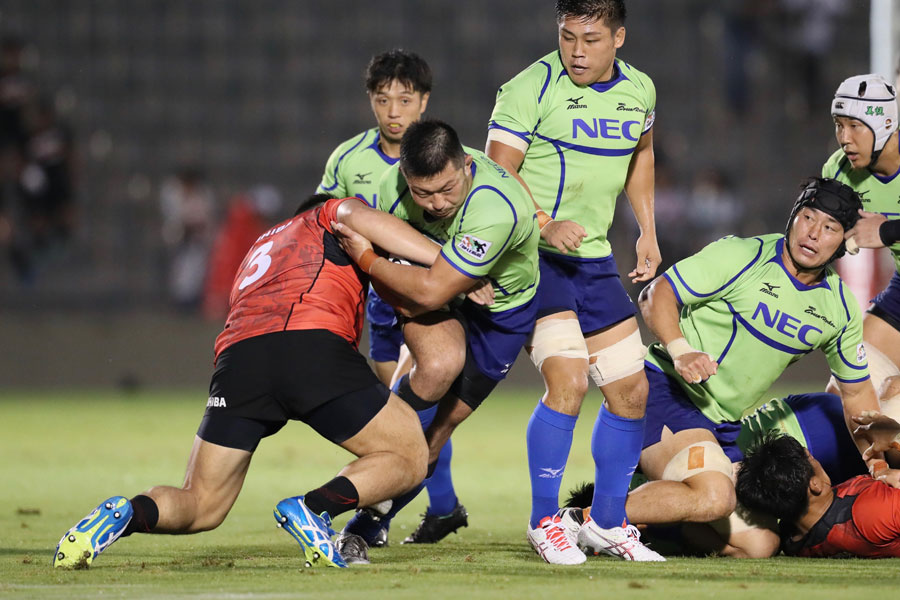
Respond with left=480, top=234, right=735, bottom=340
left=51, top=193, right=474, bottom=569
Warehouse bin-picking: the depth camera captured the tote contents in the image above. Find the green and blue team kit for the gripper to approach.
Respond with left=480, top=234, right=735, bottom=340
left=318, top=128, right=397, bottom=208
left=488, top=52, right=656, bottom=259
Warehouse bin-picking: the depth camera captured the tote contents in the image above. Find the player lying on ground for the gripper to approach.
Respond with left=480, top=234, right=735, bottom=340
left=486, top=0, right=661, bottom=564
left=737, top=431, right=900, bottom=558
left=51, top=193, right=491, bottom=569
left=334, top=118, right=541, bottom=561
left=564, top=389, right=900, bottom=556
left=604, top=177, right=900, bottom=558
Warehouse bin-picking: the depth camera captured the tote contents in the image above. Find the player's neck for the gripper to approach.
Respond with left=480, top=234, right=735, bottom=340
left=870, top=142, right=900, bottom=178
left=795, top=489, right=835, bottom=535
left=379, top=137, right=401, bottom=160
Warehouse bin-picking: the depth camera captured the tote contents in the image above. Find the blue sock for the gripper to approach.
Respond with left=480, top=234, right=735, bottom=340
left=526, top=399, right=577, bottom=528
left=589, top=404, right=644, bottom=529
left=425, top=439, right=457, bottom=515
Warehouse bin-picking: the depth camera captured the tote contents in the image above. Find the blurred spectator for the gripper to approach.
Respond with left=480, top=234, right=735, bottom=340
left=159, top=166, right=215, bottom=310
left=17, top=96, right=76, bottom=248
left=722, top=0, right=775, bottom=116
left=778, top=0, right=848, bottom=112
left=652, top=152, right=691, bottom=271
left=687, top=167, right=743, bottom=249
left=201, top=185, right=282, bottom=320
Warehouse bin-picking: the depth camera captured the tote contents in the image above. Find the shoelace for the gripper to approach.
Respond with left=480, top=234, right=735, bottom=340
left=542, top=517, right=575, bottom=551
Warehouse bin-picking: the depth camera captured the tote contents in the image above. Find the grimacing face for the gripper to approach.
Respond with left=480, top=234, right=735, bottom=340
left=558, top=15, right=624, bottom=86
left=787, top=207, right=845, bottom=270
left=369, top=79, right=430, bottom=147
left=403, top=155, right=473, bottom=220
left=834, top=115, right=875, bottom=169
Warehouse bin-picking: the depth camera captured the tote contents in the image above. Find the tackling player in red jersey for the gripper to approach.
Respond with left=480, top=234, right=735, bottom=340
left=52, top=193, right=471, bottom=569
left=738, top=432, right=900, bottom=558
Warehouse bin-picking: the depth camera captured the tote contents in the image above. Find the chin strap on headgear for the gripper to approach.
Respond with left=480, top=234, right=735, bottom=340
left=785, top=177, right=863, bottom=263
left=832, top=74, right=899, bottom=167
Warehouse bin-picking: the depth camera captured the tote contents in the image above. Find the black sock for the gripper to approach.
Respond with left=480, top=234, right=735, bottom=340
left=122, top=494, right=159, bottom=537
left=303, top=476, right=359, bottom=518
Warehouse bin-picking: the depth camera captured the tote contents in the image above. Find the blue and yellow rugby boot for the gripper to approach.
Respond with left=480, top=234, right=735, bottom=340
left=53, top=496, right=133, bottom=568
left=274, top=495, right=347, bottom=568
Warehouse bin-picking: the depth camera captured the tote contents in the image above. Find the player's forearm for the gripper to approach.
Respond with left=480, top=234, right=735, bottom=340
left=638, top=276, right=683, bottom=346
left=368, top=259, right=458, bottom=312
left=840, top=380, right=886, bottom=458
left=338, top=202, right=439, bottom=266
left=624, top=139, right=657, bottom=236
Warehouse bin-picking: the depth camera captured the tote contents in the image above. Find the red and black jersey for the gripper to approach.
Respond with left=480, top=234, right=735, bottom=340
left=213, top=197, right=367, bottom=359
left=782, top=476, right=900, bottom=558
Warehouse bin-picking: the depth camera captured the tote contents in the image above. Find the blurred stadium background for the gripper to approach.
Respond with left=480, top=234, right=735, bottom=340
left=0, top=0, right=892, bottom=389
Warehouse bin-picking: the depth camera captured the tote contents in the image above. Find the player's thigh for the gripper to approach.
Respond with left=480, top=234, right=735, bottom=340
left=339, top=393, right=426, bottom=460
left=403, top=312, right=466, bottom=378
left=180, top=436, right=253, bottom=510
left=639, top=427, right=720, bottom=481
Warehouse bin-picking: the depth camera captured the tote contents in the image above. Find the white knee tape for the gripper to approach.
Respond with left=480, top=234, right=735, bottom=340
left=661, top=441, right=733, bottom=482
left=588, top=329, right=647, bottom=387
left=527, top=318, right=588, bottom=371
left=865, top=342, right=900, bottom=398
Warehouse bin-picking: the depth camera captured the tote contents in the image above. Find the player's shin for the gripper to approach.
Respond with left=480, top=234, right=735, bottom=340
left=527, top=398, right=577, bottom=527
left=589, top=404, right=644, bottom=528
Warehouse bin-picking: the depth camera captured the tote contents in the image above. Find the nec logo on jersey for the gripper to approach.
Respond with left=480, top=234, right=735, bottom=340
left=567, top=96, right=587, bottom=110
left=457, top=234, right=492, bottom=259
left=572, top=118, right=641, bottom=141
left=759, top=282, right=779, bottom=298
left=752, top=302, right=823, bottom=347
left=354, top=172, right=372, bottom=184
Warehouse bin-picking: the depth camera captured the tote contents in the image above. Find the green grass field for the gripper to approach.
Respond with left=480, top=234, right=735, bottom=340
left=2, top=387, right=897, bottom=599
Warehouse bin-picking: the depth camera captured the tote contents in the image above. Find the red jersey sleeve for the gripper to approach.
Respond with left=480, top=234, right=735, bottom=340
left=318, top=196, right=367, bottom=234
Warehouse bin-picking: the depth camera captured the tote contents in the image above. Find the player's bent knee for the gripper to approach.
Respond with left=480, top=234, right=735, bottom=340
left=528, top=318, right=588, bottom=371
left=663, top=442, right=736, bottom=521
left=588, top=329, right=648, bottom=388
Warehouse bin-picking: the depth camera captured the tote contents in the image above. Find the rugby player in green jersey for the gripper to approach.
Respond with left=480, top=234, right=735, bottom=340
left=625, top=178, right=900, bottom=557
left=333, top=119, right=541, bottom=562
left=317, top=53, right=468, bottom=547
left=485, top=0, right=661, bottom=563
left=824, top=74, right=900, bottom=418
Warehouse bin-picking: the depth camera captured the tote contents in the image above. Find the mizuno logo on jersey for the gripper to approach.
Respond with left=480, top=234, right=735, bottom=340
left=760, top=282, right=780, bottom=297
left=354, top=172, right=372, bottom=184
left=566, top=96, right=587, bottom=109
left=457, top=234, right=492, bottom=260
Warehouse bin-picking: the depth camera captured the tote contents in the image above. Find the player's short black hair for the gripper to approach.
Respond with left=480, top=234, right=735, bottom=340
left=365, top=49, right=432, bottom=95
left=735, top=433, right=814, bottom=523
left=399, top=119, right=466, bottom=179
left=294, top=193, right=333, bottom=216
left=556, top=0, right=626, bottom=29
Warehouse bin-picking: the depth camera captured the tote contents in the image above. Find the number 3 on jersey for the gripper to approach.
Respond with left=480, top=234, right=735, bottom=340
left=239, top=241, right=274, bottom=290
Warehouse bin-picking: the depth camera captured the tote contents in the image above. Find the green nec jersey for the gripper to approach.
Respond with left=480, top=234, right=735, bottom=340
left=488, top=51, right=656, bottom=259
left=737, top=397, right=808, bottom=453
left=823, top=149, right=900, bottom=273
left=317, top=128, right=397, bottom=207
left=376, top=148, right=539, bottom=312
left=646, top=234, right=869, bottom=423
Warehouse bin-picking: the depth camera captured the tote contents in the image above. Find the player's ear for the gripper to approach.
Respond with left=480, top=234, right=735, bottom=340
left=613, top=26, right=625, bottom=49
left=418, top=92, right=430, bottom=115
left=808, top=475, right=826, bottom=496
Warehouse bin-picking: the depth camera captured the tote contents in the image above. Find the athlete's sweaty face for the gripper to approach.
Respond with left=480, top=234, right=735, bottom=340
left=404, top=155, right=473, bottom=220
left=834, top=116, right=875, bottom=169
left=369, top=79, right=430, bottom=150
left=786, top=207, right=845, bottom=271
left=558, top=15, right=624, bottom=86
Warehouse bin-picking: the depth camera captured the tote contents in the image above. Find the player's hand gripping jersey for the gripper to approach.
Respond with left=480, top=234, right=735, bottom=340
left=488, top=52, right=655, bottom=259
left=646, top=234, right=869, bottom=422
left=823, top=150, right=900, bottom=272
left=377, top=148, right=540, bottom=312
left=214, top=198, right=366, bottom=358
left=782, top=476, right=900, bottom=558
left=317, top=128, right=398, bottom=208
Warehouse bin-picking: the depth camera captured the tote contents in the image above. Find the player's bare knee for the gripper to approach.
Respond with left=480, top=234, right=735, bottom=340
left=699, top=479, right=737, bottom=522
left=663, top=441, right=735, bottom=521
left=602, top=371, right=649, bottom=416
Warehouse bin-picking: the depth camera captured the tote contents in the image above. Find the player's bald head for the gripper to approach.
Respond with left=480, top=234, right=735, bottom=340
left=556, top=0, right=626, bottom=30
left=399, top=119, right=466, bottom=179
